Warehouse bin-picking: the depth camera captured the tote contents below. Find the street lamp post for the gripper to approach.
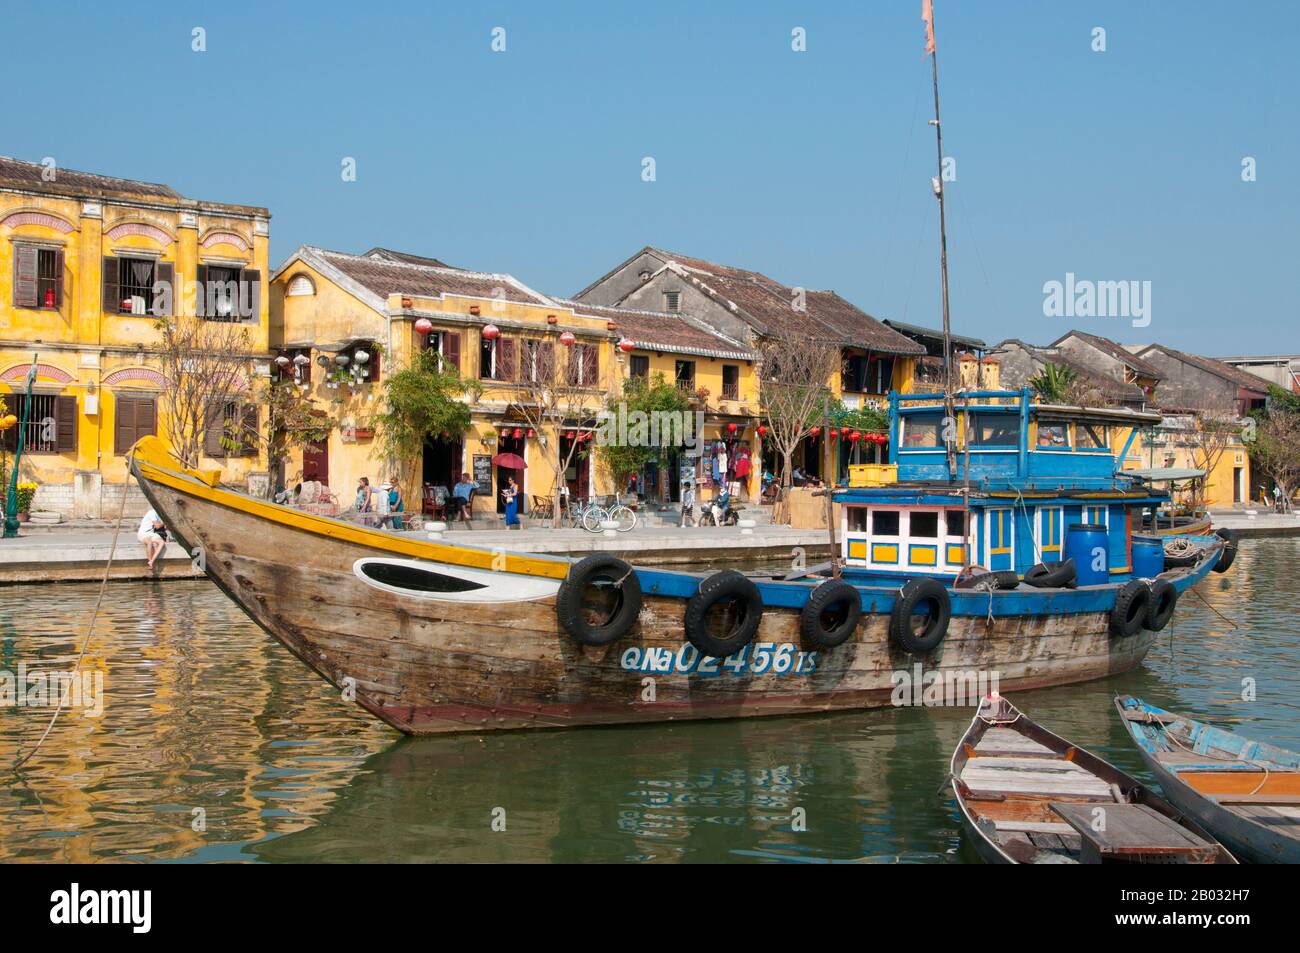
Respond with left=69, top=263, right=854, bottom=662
left=3, top=356, right=39, bottom=539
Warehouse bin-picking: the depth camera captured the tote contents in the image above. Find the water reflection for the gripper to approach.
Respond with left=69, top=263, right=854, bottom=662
left=1, top=538, right=1297, bottom=863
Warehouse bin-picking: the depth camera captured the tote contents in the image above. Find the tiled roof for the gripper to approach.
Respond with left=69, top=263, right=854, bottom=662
left=0, top=155, right=180, bottom=200
left=362, top=247, right=453, bottom=268
left=1140, top=344, right=1272, bottom=393
left=990, top=340, right=1148, bottom=403
left=552, top=298, right=753, bottom=359
left=1053, top=330, right=1164, bottom=380
left=289, top=246, right=553, bottom=308
left=631, top=248, right=923, bottom=355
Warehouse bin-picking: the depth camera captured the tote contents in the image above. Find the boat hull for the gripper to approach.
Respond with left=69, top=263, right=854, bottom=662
left=129, top=442, right=1214, bottom=736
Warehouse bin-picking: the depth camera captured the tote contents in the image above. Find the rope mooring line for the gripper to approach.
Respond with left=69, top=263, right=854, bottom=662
left=9, top=474, right=132, bottom=775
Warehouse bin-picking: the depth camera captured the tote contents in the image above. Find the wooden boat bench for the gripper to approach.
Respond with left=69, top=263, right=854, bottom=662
left=1050, top=802, right=1220, bottom=863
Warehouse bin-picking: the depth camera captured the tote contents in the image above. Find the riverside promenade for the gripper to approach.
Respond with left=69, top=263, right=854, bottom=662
left=1, top=509, right=1295, bottom=585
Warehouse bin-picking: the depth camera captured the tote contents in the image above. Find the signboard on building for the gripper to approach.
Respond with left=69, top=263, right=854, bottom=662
left=472, top=454, right=493, bottom=494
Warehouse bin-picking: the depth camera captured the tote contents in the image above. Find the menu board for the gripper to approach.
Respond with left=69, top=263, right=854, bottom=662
left=472, top=454, right=494, bottom=494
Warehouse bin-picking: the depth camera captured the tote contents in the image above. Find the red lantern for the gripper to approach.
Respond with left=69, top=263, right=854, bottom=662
left=559, top=331, right=576, bottom=347
left=830, top=429, right=839, bottom=440
left=44, top=286, right=56, bottom=308
left=482, top=324, right=500, bottom=341
left=512, top=428, right=523, bottom=439
left=756, top=425, right=767, bottom=436
left=840, top=426, right=851, bottom=436
left=414, top=317, right=433, bottom=335
left=726, top=422, right=738, bottom=434
left=850, top=431, right=861, bottom=443
left=810, top=426, right=822, bottom=437
left=618, top=338, right=635, bottom=353
left=582, top=431, right=593, bottom=442
left=526, top=428, right=536, bottom=439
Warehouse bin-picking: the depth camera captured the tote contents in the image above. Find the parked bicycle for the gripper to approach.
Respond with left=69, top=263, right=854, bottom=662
left=573, top=495, right=638, bottom=533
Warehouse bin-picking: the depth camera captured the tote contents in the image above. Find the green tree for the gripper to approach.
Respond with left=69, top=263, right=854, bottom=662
left=596, top=373, right=693, bottom=491
left=1028, top=363, right=1077, bottom=403
left=221, top=379, right=335, bottom=498
left=375, top=348, right=471, bottom=501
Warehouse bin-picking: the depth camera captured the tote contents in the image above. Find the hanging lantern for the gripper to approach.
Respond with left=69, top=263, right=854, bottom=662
left=414, top=317, right=433, bottom=335
left=840, top=426, right=850, bottom=436
left=293, top=353, right=310, bottom=366
left=726, top=422, right=738, bottom=434
left=810, top=426, right=822, bottom=437
left=527, top=428, right=536, bottom=439
left=756, top=425, right=767, bottom=436
left=559, top=331, right=576, bottom=347
left=482, top=324, right=500, bottom=341
left=275, top=354, right=291, bottom=367
left=618, top=338, right=635, bottom=353
left=335, top=354, right=350, bottom=366
left=353, top=349, right=370, bottom=365
left=316, top=355, right=331, bottom=367
left=850, top=431, right=861, bottom=443
left=829, top=429, right=838, bottom=439
left=512, top=428, right=523, bottom=439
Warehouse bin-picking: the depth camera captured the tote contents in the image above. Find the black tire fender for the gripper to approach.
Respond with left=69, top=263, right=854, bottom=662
left=800, top=579, right=862, bottom=649
left=992, top=570, right=1021, bottom=590
left=1110, top=579, right=1151, bottom=638
left=1145, top=578, right=1178, bottom=631
left=889, top=578, right=952, bottom=654
left=1023, top=558, right=1077, bottom=589
left=1213, top=530, right=1238, bottom=574
left=684, top=570, right=763, bottom=658
left=556, top=554, right=643, bottom=646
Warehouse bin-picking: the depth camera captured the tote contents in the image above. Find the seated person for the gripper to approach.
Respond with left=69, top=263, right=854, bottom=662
left=448, top=473, right=477, bottom=521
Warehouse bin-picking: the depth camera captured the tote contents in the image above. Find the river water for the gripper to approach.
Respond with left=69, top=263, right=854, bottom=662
left=2, top=538, right=1297, bottom=863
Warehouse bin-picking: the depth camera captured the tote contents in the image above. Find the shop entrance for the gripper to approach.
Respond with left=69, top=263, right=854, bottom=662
left=496, top=431, right=526, bottom=513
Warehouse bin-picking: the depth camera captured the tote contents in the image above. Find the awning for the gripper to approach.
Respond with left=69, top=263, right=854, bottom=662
left=1124, top=467, right=1206, bottom=482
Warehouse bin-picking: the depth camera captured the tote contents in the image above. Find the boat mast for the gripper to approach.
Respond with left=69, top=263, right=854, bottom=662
left=925, top=1, right=956, bottom=477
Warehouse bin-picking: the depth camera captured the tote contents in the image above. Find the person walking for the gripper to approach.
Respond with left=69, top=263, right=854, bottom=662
left=137, top=508, right=167, bottom=569
left=680, top=476, right=697, bottom=528
left=355, top=477, right=373, bottom=513
left=388, top=482, right=405, bottom=530
left=502, top=476, right=522, bottom=530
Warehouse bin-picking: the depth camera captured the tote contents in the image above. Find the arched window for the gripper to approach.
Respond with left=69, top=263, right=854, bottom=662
left=286, top=274, right=315, bottom=297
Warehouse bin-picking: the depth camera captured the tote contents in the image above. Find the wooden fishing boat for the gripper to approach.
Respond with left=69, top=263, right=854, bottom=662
left=1116, top=695, right=1300, bottom=863
left=129, top=436, right=1225, bottom=736
left=951, top=695, right=1236, bottom=864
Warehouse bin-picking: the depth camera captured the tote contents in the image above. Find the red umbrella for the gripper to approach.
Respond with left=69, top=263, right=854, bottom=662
left=491, top=452, right=527, bottom=469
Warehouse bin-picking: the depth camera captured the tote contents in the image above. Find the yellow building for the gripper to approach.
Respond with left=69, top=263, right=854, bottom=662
left=270, top=247, right=767, bottom=517
left=0, top=156, right=271, bottom=518
left=1124, top=412, right=1253, bottom=509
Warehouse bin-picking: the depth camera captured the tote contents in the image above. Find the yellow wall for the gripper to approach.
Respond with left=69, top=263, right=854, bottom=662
left=1, top=182, right=270, bottom=516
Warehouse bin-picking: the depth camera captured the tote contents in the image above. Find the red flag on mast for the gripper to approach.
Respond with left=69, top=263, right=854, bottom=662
left=922, top=0, right=936, bottom=55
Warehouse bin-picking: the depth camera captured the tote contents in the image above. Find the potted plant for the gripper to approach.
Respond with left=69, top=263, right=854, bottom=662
left=15, top=481, right=37, bottom=522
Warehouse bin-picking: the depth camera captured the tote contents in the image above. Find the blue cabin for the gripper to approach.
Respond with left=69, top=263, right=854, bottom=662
left=834, top=389, right=1169, bottom=585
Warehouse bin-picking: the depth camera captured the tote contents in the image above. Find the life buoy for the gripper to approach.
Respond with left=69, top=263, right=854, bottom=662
left=800, top=579, right=862, bottom=649
left=1023, top=558, right=1077, bottom=589
left=889, top=578, right=952, bottom=654
left=1145, top=578, right=1178, bottom=631
left=556, top=554, right=643, bottom=646
left=1110, top=579, right=1151, bottom=638
left=684, top=570, right=763, bottom=658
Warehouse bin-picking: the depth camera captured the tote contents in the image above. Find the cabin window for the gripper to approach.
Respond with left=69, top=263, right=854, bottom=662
left=359, top=561, right=488, bottom=593
left=1076, top=422, right=1109, bottom=450
left=911, top=512, right=939, bottom=537
left=970, top=412, right=1018, bottom=448
left=1037, top=421, right=1069, bottom=448
left=872, top=510, right=900, bottom=535
left=900, top=412, right=943, bottom=449
left=848, top=508, right=868, bottom=532
left=946, top=510, right=966, bottom=536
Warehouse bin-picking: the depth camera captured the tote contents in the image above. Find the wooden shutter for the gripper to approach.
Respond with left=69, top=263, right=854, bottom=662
left=238, top=404, right=258, bottom=456
left=204, top=403, right=227, bottom=457
left=13, top=244, right=38, bottom=308
left=154, top=261, right=174, bottom=316
left=539, top=342, right=555, bottom=382
left=102, top=256, right=120, bottom=313
left=195, top=264, right=208, bottom=317
left=498, top=338, right=516, bottom=380
left=54, top=395, right=77, bottom=453
left=114, top=397, right=136, bottom=455
left=583, top=344, right=599, bottom=386
left=241, top=268, right=261, bottom=321
left=443, top=332, right=461, bottom=371
left=52, top=249, right=65, bottom=309
left=137, top=398, right=156, bottom=443
left=367, top=346, right=381, bottom=382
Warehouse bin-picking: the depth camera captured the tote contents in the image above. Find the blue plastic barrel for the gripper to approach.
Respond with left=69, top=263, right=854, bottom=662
left=1131, top=534, right=1164, bottom=579
left=1064, top=524, right=1109, bottom=586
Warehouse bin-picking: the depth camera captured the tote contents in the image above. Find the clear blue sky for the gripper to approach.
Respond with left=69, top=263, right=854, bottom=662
left=4, top=1, right=1295, bottom=354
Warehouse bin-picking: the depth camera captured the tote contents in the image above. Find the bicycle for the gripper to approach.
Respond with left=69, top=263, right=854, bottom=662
left=575, top=496, right=638, bottom=533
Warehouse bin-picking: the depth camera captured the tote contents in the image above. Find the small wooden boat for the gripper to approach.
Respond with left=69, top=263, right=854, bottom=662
left=951, top=695, right=1236, bottom=864
left=1116, top=695, right=1300, bottom=864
